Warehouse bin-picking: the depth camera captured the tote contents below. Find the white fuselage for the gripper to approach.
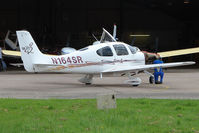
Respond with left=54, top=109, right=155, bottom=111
left=16, top=30, right=196, bottom=86
left=34, top=42, right=145, bottom=74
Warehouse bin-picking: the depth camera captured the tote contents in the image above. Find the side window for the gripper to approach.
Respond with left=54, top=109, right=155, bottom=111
left=113, top=44, right=129, bottom=56
left=128, top=45, right=137, bottom=54
left=96, top=46, right=113, bottom=56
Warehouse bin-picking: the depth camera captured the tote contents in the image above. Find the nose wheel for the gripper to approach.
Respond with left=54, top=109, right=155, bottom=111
left=144, top=70, right=155, bottom=84
left=149, top=76, right=154, bottom=84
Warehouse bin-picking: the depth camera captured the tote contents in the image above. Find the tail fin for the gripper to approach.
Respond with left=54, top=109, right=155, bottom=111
left=16, top=31, right=43, bottom=72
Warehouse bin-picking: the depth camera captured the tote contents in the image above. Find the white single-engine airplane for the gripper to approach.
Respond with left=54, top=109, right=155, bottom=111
left=16, top=29, right=195, bottom=86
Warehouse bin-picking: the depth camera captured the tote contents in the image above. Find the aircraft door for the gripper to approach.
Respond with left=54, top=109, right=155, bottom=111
left=96, top=46, right=115, bottom=70
left=112, top=44, right=132, bottom=66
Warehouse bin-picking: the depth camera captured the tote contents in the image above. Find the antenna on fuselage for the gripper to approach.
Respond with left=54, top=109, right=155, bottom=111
left=92, top=34, right=100, bottom=45
left=92, top=34, right=98, bottom=41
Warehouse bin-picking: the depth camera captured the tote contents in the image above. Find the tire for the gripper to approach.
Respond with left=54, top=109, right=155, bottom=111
left=149, top=76, right=154, bottom=84
left=85, top=83, right=91, bottom=85
left=155, top=81, right=162, bottom=84
left=132, top=84, right=139, bottom=87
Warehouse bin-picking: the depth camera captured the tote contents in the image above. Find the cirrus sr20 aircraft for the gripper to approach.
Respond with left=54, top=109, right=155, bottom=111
left=16, top=29, right=195, bottom=86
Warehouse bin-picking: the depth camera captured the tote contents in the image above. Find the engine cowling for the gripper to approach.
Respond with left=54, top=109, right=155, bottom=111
left=142, top=51, right=161, bottom=64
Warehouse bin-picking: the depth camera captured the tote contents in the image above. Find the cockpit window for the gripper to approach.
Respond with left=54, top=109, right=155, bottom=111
left=96, top=46, right=113, bottom=56
left=113, top=44, right=129, bottom=56
left=128, top=45, right=138, bottom=54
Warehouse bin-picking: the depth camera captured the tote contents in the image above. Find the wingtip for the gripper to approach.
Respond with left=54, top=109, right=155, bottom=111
left=183, top=61, right=196, bottom=65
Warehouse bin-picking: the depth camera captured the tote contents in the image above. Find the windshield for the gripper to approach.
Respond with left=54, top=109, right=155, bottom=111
left=128, top=45, right=138, bottom=54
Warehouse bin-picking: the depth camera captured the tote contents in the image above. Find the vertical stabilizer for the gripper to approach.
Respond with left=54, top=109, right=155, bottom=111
left=16, top=31, right=43, bottom=72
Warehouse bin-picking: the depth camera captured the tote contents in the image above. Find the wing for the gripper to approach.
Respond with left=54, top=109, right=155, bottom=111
left=158, top=47, right=199, bottom=58
left=2, top=50, right=21, bottom=58
left=102, top=61, right=195, bottom=73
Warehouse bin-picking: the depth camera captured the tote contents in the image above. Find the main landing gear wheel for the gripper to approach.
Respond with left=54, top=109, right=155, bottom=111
left=124, top=77, right=142, bottom=87
left=132, top=84, right=139, bottom=87
left=79, top=74, right=93, bottom=85
left=149, top=76, right=154, bottom=84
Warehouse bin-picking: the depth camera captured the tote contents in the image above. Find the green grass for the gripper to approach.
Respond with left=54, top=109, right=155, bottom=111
left=0, top=99, right=199, bottom=133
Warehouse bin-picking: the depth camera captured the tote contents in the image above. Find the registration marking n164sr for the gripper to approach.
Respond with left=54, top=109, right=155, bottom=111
left=51, top=56, right=83, bottom=64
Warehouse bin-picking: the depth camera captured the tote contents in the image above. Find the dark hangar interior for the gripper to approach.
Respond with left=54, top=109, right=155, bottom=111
left=0, top=0, right=199, bottom=63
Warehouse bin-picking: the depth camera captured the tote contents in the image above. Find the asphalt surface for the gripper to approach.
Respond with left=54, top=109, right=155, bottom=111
left=0, top=69, right=199, bottom=99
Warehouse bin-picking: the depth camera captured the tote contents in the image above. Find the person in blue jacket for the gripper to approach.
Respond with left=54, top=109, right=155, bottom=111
left=153, top=59, right=164, bottom=84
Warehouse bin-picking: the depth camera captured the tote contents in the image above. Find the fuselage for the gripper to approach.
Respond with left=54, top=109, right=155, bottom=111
left=35, top=42, right=145, bottom=74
